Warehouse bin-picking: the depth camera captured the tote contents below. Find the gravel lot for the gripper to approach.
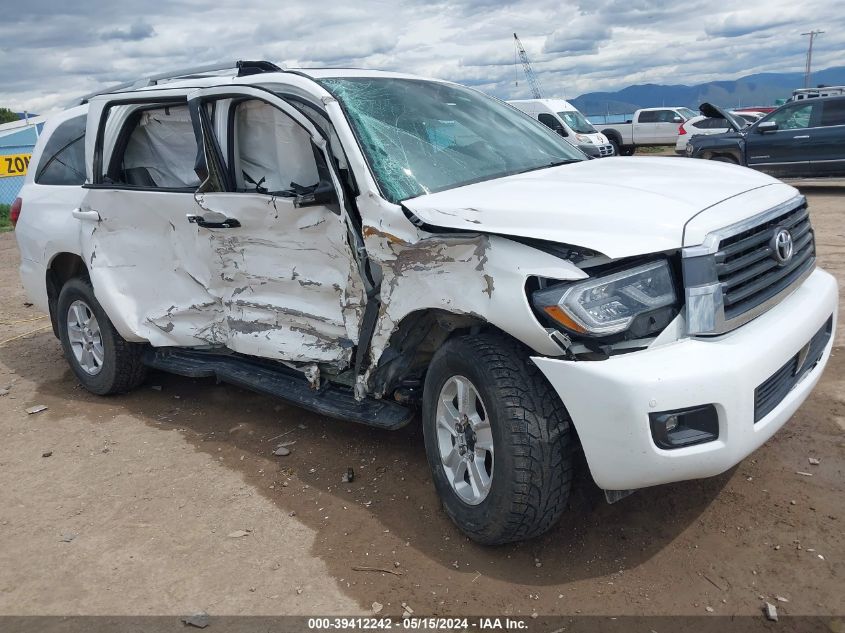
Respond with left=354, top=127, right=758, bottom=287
left=0, top=182, right=842, bottom=624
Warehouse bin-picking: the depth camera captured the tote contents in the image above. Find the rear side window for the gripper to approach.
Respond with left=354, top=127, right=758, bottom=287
left=641, top=110, right=679, bottom=123
left=109, top=105, right=200, bottom=189
left=694, top=118, right=727, bottom=129
left=820, top=100, right=845, bottom=126
left=34, top=115, right=86, bottom=186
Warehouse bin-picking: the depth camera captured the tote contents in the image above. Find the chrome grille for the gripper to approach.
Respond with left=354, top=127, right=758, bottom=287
left=682, top=196, right=816, bottom=336
left=716, top=202, right=815, bottom=321
left=598, top=144, right=614, bottom=157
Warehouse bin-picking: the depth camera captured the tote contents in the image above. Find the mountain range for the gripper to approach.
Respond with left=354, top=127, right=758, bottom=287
left=569, top=66, right=845, bottom=116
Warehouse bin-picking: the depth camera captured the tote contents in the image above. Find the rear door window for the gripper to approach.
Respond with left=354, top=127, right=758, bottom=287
left=637, top=111, right=659, bottom=123
left=107, top=104, right=201, bottom=189
left=655, top=110, right=679, bottom=123
left=34, top=115, right=86, bottom=186
left=820, top=100, right=845, bottom=127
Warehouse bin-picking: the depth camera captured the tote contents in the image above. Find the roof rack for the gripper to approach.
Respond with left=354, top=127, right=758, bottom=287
left=76, top=60, right=283, bottom=105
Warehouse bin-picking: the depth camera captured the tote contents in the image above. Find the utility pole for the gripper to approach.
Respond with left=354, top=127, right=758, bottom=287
left=801, top=30, right=824, bottom=88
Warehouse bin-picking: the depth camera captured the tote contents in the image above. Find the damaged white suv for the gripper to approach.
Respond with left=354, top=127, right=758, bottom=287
left=15, top=61, right=837, bottom=544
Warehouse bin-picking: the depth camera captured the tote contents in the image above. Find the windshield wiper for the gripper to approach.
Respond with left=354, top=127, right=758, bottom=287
left=512, top=159, right=580, bottom=176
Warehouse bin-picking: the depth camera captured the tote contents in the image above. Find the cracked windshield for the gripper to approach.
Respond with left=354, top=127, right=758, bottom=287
left=319, top=77, right=582, bottom=203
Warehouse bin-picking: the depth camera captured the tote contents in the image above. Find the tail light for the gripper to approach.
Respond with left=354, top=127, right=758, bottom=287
left=9, top=197, right=22, bottom=227
left=678, top=124, right=687, bottom=135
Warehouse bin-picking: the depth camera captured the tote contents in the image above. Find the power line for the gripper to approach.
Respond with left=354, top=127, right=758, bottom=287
left=801, top=30, right=824, bottom=88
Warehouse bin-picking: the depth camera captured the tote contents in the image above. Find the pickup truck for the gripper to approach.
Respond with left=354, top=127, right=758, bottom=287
left=592, top=107, right=697, bottom=155
left=13, top=62, right=837, bottom=545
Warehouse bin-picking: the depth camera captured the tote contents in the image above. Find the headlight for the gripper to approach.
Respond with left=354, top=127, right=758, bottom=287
left=575, top=134, right=592, bottom=144
left=533, top=260, right=679, bottom=337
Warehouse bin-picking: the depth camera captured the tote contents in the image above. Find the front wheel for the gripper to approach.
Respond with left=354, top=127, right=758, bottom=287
left=57, top=277, right=147, bottom=395
left=422, top=333, right=573, bottom=545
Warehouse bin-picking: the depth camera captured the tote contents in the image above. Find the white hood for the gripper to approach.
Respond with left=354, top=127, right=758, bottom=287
left=403, top=157, right=781, bottom=259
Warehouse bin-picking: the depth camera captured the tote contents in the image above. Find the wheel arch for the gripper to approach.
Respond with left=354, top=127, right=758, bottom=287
left=369, top=308, right=541, bottom=404
left=369, top=308, right=487, bottom=401
left=601, top=128, right=622, bottom=146
left=45, top=252, right=89, bottom=337
left=707, top=151, right=740, bottom=164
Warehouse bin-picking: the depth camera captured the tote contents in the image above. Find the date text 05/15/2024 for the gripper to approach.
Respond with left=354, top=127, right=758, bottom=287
left=306, top=617, right=529, bottom=630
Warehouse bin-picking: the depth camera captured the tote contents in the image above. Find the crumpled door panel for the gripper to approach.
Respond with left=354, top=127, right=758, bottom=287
left=78, top=188, right=222, bottom=345
left=194, top=192, right=365, bottom=366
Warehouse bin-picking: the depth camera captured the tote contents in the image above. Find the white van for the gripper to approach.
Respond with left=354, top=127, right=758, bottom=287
left=508, top=98, right=615, bottom=158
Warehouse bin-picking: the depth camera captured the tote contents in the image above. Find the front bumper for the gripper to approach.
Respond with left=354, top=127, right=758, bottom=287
left=579, top=143, right=615, bottom=158
left=532, top=268, right=838, bottom=491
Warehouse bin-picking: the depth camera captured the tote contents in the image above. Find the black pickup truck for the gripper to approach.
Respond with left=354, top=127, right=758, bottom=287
left=687, top=97, right=845, bottom=178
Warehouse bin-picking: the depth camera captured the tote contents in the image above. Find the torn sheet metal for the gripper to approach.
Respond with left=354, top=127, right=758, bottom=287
left=195, top=192, right=365, bottom=365
left=76, top=77, right=596, bottom=399
left=356, top=195, right=589, bottom=396
left=76, top=188, right=220, bottom=345
left=77, top=186, right=364, bottom=368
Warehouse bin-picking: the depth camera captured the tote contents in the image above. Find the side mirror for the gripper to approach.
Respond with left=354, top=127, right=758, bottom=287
left=757, top=121, right=778, bottom=133
left=673, top=116, right=683, bottom=123
left=294, top=179, right=338, bottom=208
left=555, top=125, right=568, bottom=137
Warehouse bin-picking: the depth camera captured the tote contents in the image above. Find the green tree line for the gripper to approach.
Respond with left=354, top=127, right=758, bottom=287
left=0, top=108, right=20, bottom=124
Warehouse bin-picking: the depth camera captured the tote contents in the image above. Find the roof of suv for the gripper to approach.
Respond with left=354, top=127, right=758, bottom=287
left=80, top=66, right=436, bottom=106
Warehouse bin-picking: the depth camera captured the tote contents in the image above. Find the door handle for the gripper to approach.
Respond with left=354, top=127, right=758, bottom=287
left=187, top=214, right=241, bottom=229
left=72, top=208, right=101, bottom=222
left=793, top=135, right=811, bottom=139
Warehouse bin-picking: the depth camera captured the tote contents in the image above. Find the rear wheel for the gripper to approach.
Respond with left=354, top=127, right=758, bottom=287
left=422, top=333, right=573, bottom=544
left=57, top=277, right=147, bottom=395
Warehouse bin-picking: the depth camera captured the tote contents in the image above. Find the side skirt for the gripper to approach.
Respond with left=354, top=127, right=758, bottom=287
left=143, top=348, right=413, bottom=430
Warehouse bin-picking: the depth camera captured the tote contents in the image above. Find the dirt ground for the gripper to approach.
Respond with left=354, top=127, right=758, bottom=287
left=0, top=184, right=842, bottom=623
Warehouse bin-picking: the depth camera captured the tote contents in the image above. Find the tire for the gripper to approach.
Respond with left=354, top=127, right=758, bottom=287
left=621, top=145, right=636, bottom=156
left=608, top=139, right=621, bottom=156
left=57, top=277, right=147, bottom=395
left=422, top=333, right=573, bottom=544
left=711, top=155, right=738, bottom=164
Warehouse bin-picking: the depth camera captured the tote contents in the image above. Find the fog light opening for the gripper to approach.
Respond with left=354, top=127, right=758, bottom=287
left=650, top=405, right=718, bottom=449
left=664, top=414, right=679, bottom=432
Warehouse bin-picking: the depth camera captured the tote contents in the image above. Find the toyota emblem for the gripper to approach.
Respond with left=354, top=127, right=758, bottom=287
left=771, top=228, right=794, bottom=265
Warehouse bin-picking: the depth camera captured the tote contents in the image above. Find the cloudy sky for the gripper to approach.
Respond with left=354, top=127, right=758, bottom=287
left=2, top=0, right=843, bottom=113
